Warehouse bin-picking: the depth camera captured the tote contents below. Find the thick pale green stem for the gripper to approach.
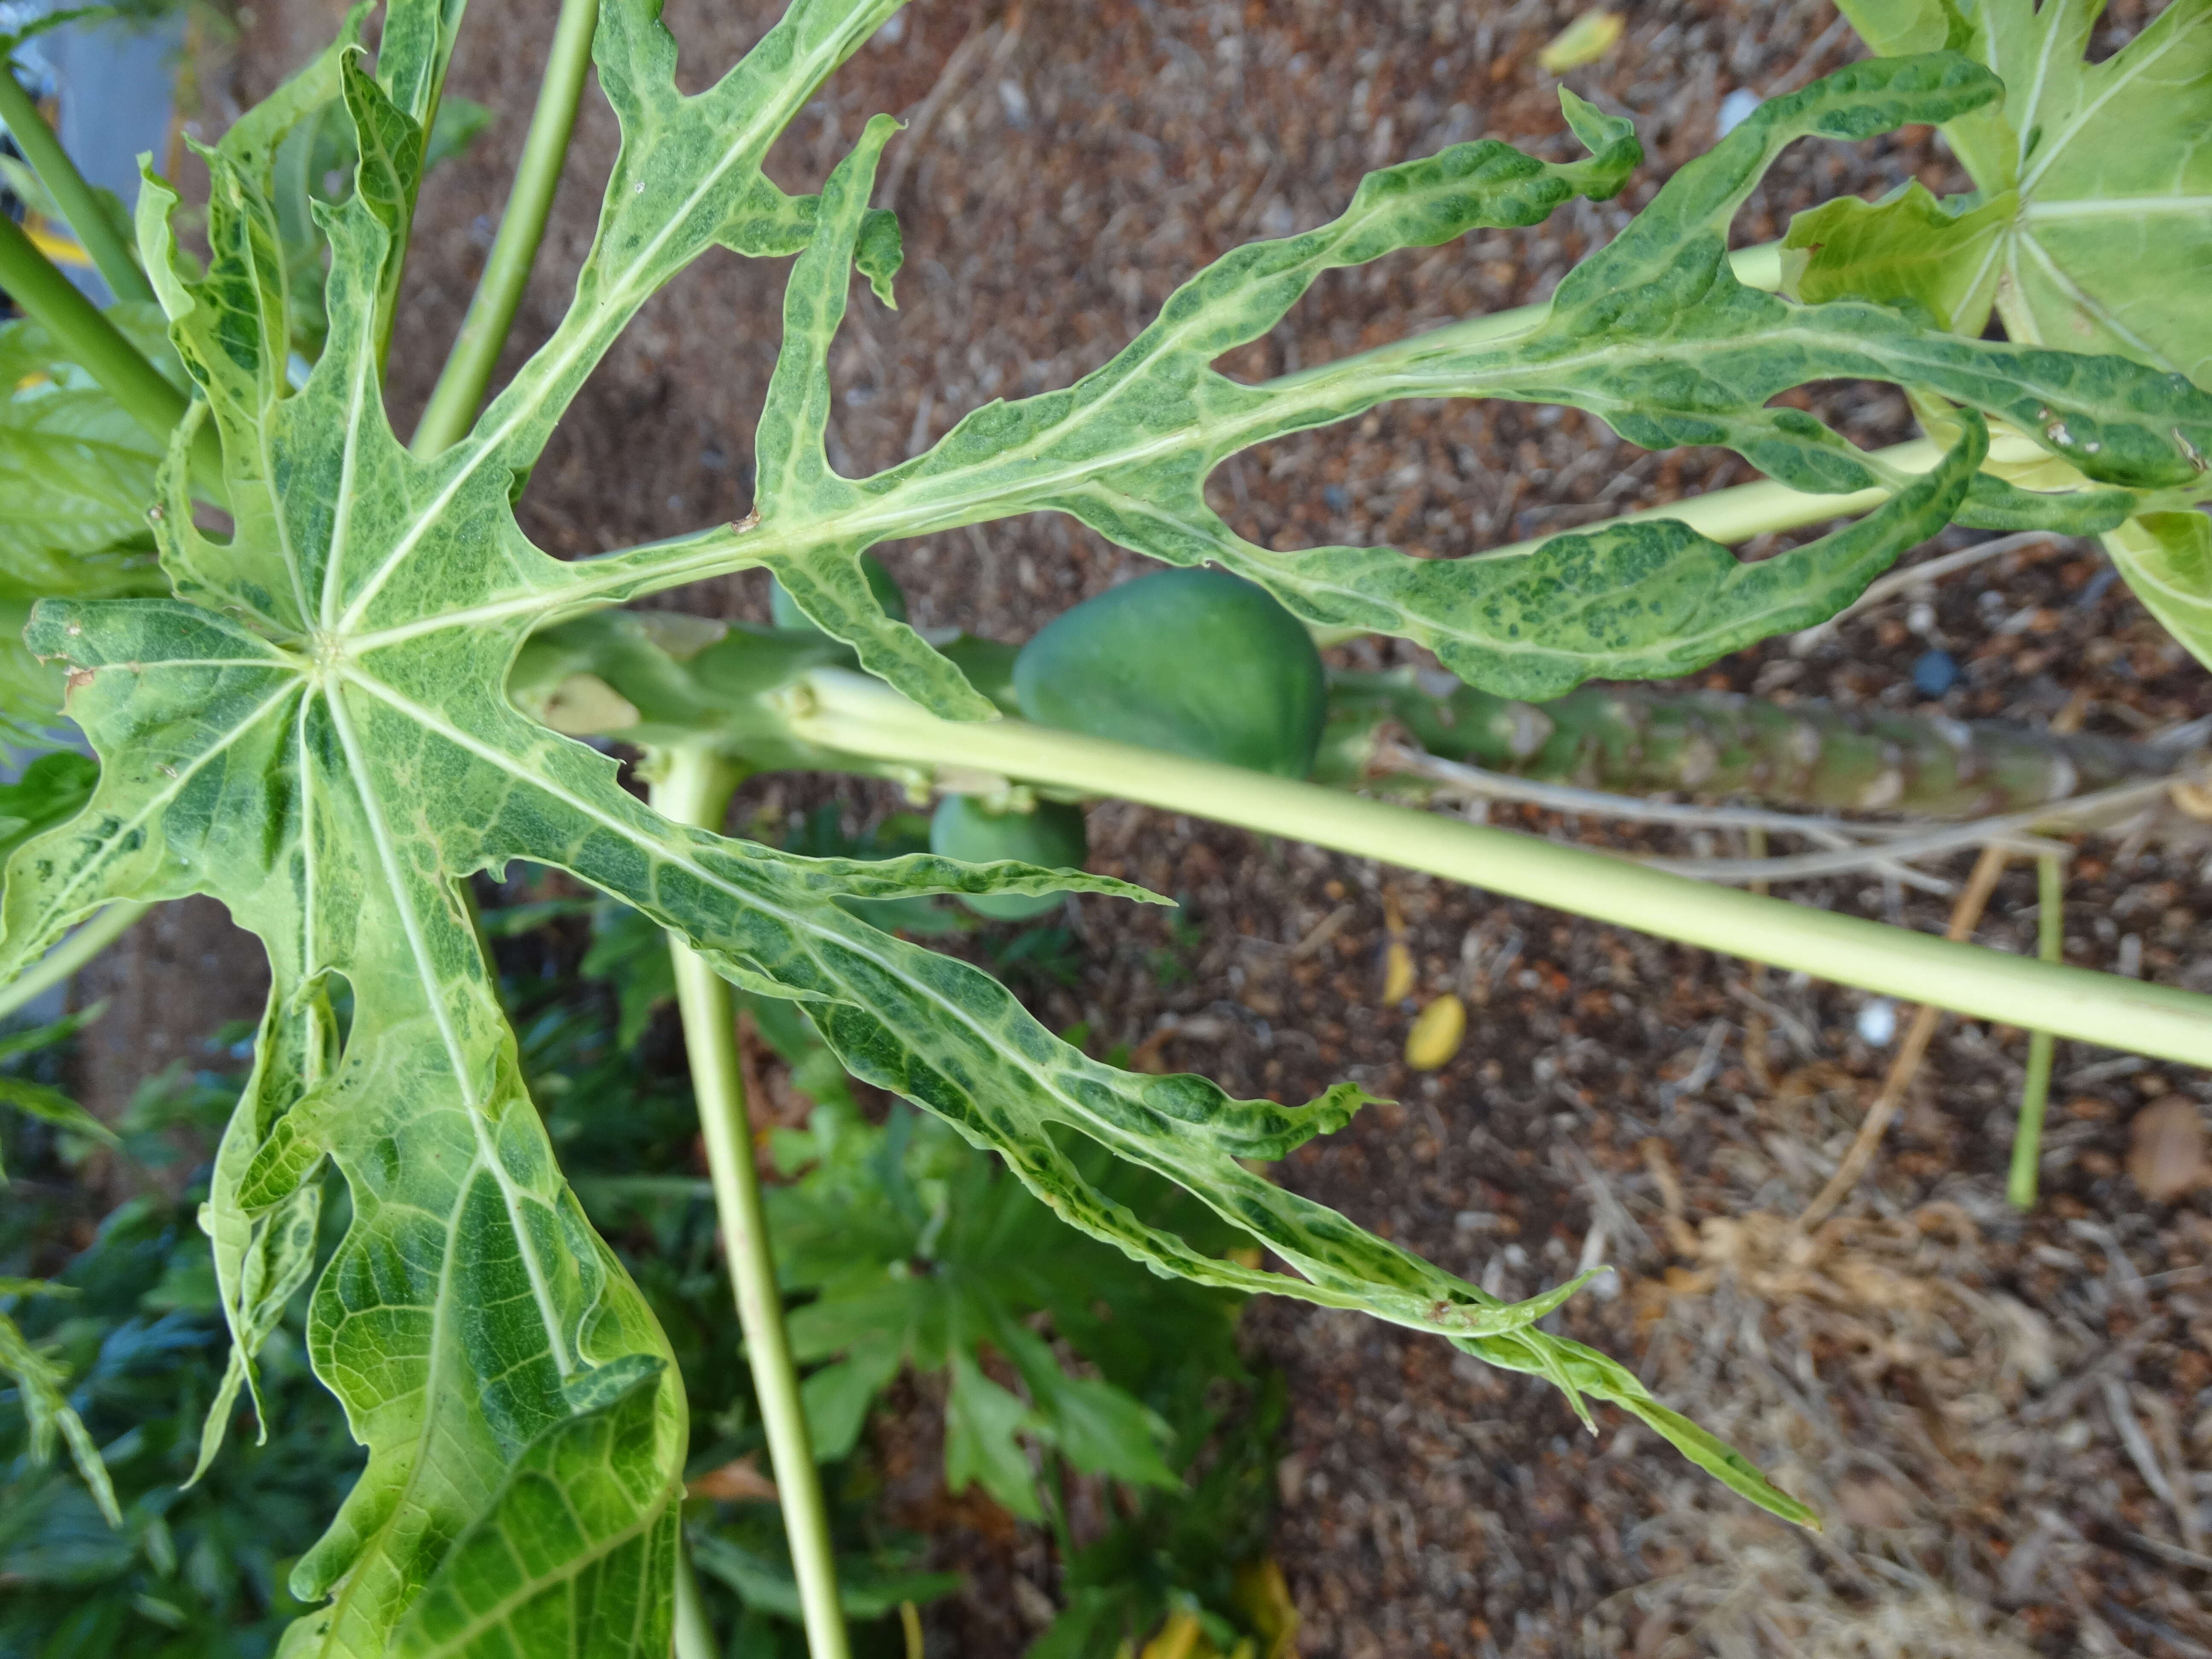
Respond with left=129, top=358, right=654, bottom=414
left=672, top=1540, right=716, bottom=1659
left=1271, top=242, right=1785, bottom=391
left=2008, top=854, right=2064, bottom=1210
left=0, top=213, right=171, bottom=431
left=0, top=901, right=148, bottom=1023
left=0, top=215, right=224, bottom=498
left=0, top=67, right=153, bottom=306
left=786, top=669, right=2212, bottom=1068
left=410, top=0, right=599, bottom=457
left=1466, top=437, right=1941, bottom=564
left=649, top=746, right=849, bottom=1659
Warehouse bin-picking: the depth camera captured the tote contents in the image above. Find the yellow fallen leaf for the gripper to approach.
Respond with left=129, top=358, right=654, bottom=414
left=1538, top=10, right=1623, bottom=73
left=1380, top=937, right=1415, bottom=1003
left=23, top=216, right=90, bottom=269
left=1406, top=993, right=1466, bottom=1071
left=1232, top=1558, right=1301, bottom=1659
left=1138, top=1612, right=1205, bottom=1659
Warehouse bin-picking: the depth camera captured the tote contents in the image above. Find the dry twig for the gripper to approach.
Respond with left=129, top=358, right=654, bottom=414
left=1795, top=844, right=2011, bottom=1231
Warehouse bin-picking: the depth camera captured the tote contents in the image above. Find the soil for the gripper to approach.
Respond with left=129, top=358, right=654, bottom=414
left=71, top=894, right=268, bottom=1137
left=155, top=0, right=2212, bottom=1654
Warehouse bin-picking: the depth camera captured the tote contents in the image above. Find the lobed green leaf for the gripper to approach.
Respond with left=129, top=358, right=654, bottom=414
left=624, top=51, right=2209, bottom=712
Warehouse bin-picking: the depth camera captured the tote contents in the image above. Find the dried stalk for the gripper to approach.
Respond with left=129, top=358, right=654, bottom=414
left=1795, top=845, right=2011, bottom=1232
left=1380, top=742, right=2189, bottom=887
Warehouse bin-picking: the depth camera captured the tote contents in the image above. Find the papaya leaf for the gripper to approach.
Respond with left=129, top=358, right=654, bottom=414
left=387, top=1357, right=681, bottom=1659
left=1832, top=0, right=1970, bottom=56
left=1821, top=1, right=2212, bottom=670
left=644, top=52, right=2212, bottom=709
left=0, top=300, right=176, bottom=597
left=1974, top=0, right=2212, bottom=386
left=1828, top=0, right=2212, bottom=386
left=2104, top=511, right=2212, bottom=671
left=188, top=975, right=339, bottom=1483
left=0, top=302, right=176, bottom=736
left=0, top=752, right=98, bottom=862
left=0, top=381, right=162, bottom=597
left=1782, top=181, right=2014, bottom=333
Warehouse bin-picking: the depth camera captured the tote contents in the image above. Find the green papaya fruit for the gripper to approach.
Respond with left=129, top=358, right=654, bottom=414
left=1013, top=568, right=1326, bottom=777
left=928, top=795, right=1089, bottom=921
left=933, top=633, right=1021, bottom=714
left=768, top=550, right=908, bottom=633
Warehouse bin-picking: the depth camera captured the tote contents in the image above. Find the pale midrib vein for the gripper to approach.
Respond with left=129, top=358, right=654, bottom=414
left=313, top=1160, right=469, bottom=1657
left=331, top=26, right=864, bottom=639
left=297, top=694, right=318, bottom=974
left=321, top=680, right=575, bottom=1382
left=2001, top=233, right=2040, bottom=348
left=317, top=315, right=381, bottom=633
left=2111, top=541, right=2212, bottom=608
left=245, top=222, right=314, bottom=632
left=2013, top=7, right=2072, bottom=177
left=1953, top=229, right=2009, bottom=329
left=333, top=669, right=1557, bottom=1336
left=2021, top=193, right=2212, bottom=221
left=2016, top=229, right=2175, bottom=372
left=2017, top=12, right=2203, bottom=199
left=402, top=1478, right=669, bottom=1657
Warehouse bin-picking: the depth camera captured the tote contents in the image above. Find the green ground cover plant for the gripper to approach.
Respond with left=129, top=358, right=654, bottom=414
left=0, top=0, right=2206, bottom=1653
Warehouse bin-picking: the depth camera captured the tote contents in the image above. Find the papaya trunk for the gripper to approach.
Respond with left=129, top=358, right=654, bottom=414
left=1318, top=670, right=2175, bottom=822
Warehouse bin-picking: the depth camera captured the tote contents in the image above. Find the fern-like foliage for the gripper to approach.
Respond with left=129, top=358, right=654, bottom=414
left=10, top=2, right=2212, bottom=1650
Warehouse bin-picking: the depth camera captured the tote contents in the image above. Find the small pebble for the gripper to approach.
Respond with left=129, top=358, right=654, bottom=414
left=1912, top=647, right=1960, bottom=697
left=1717, top=88, right=1762, bottom=136
left=1857, top=998, right=1898, bottom=1047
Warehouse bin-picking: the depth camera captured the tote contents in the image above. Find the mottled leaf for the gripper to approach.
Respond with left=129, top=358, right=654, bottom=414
left=189, top=975, right=337, bottom=1482
left=389, top=1358, right=679, bottom=1659
left=679, top=52, right=2211, bottom=709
